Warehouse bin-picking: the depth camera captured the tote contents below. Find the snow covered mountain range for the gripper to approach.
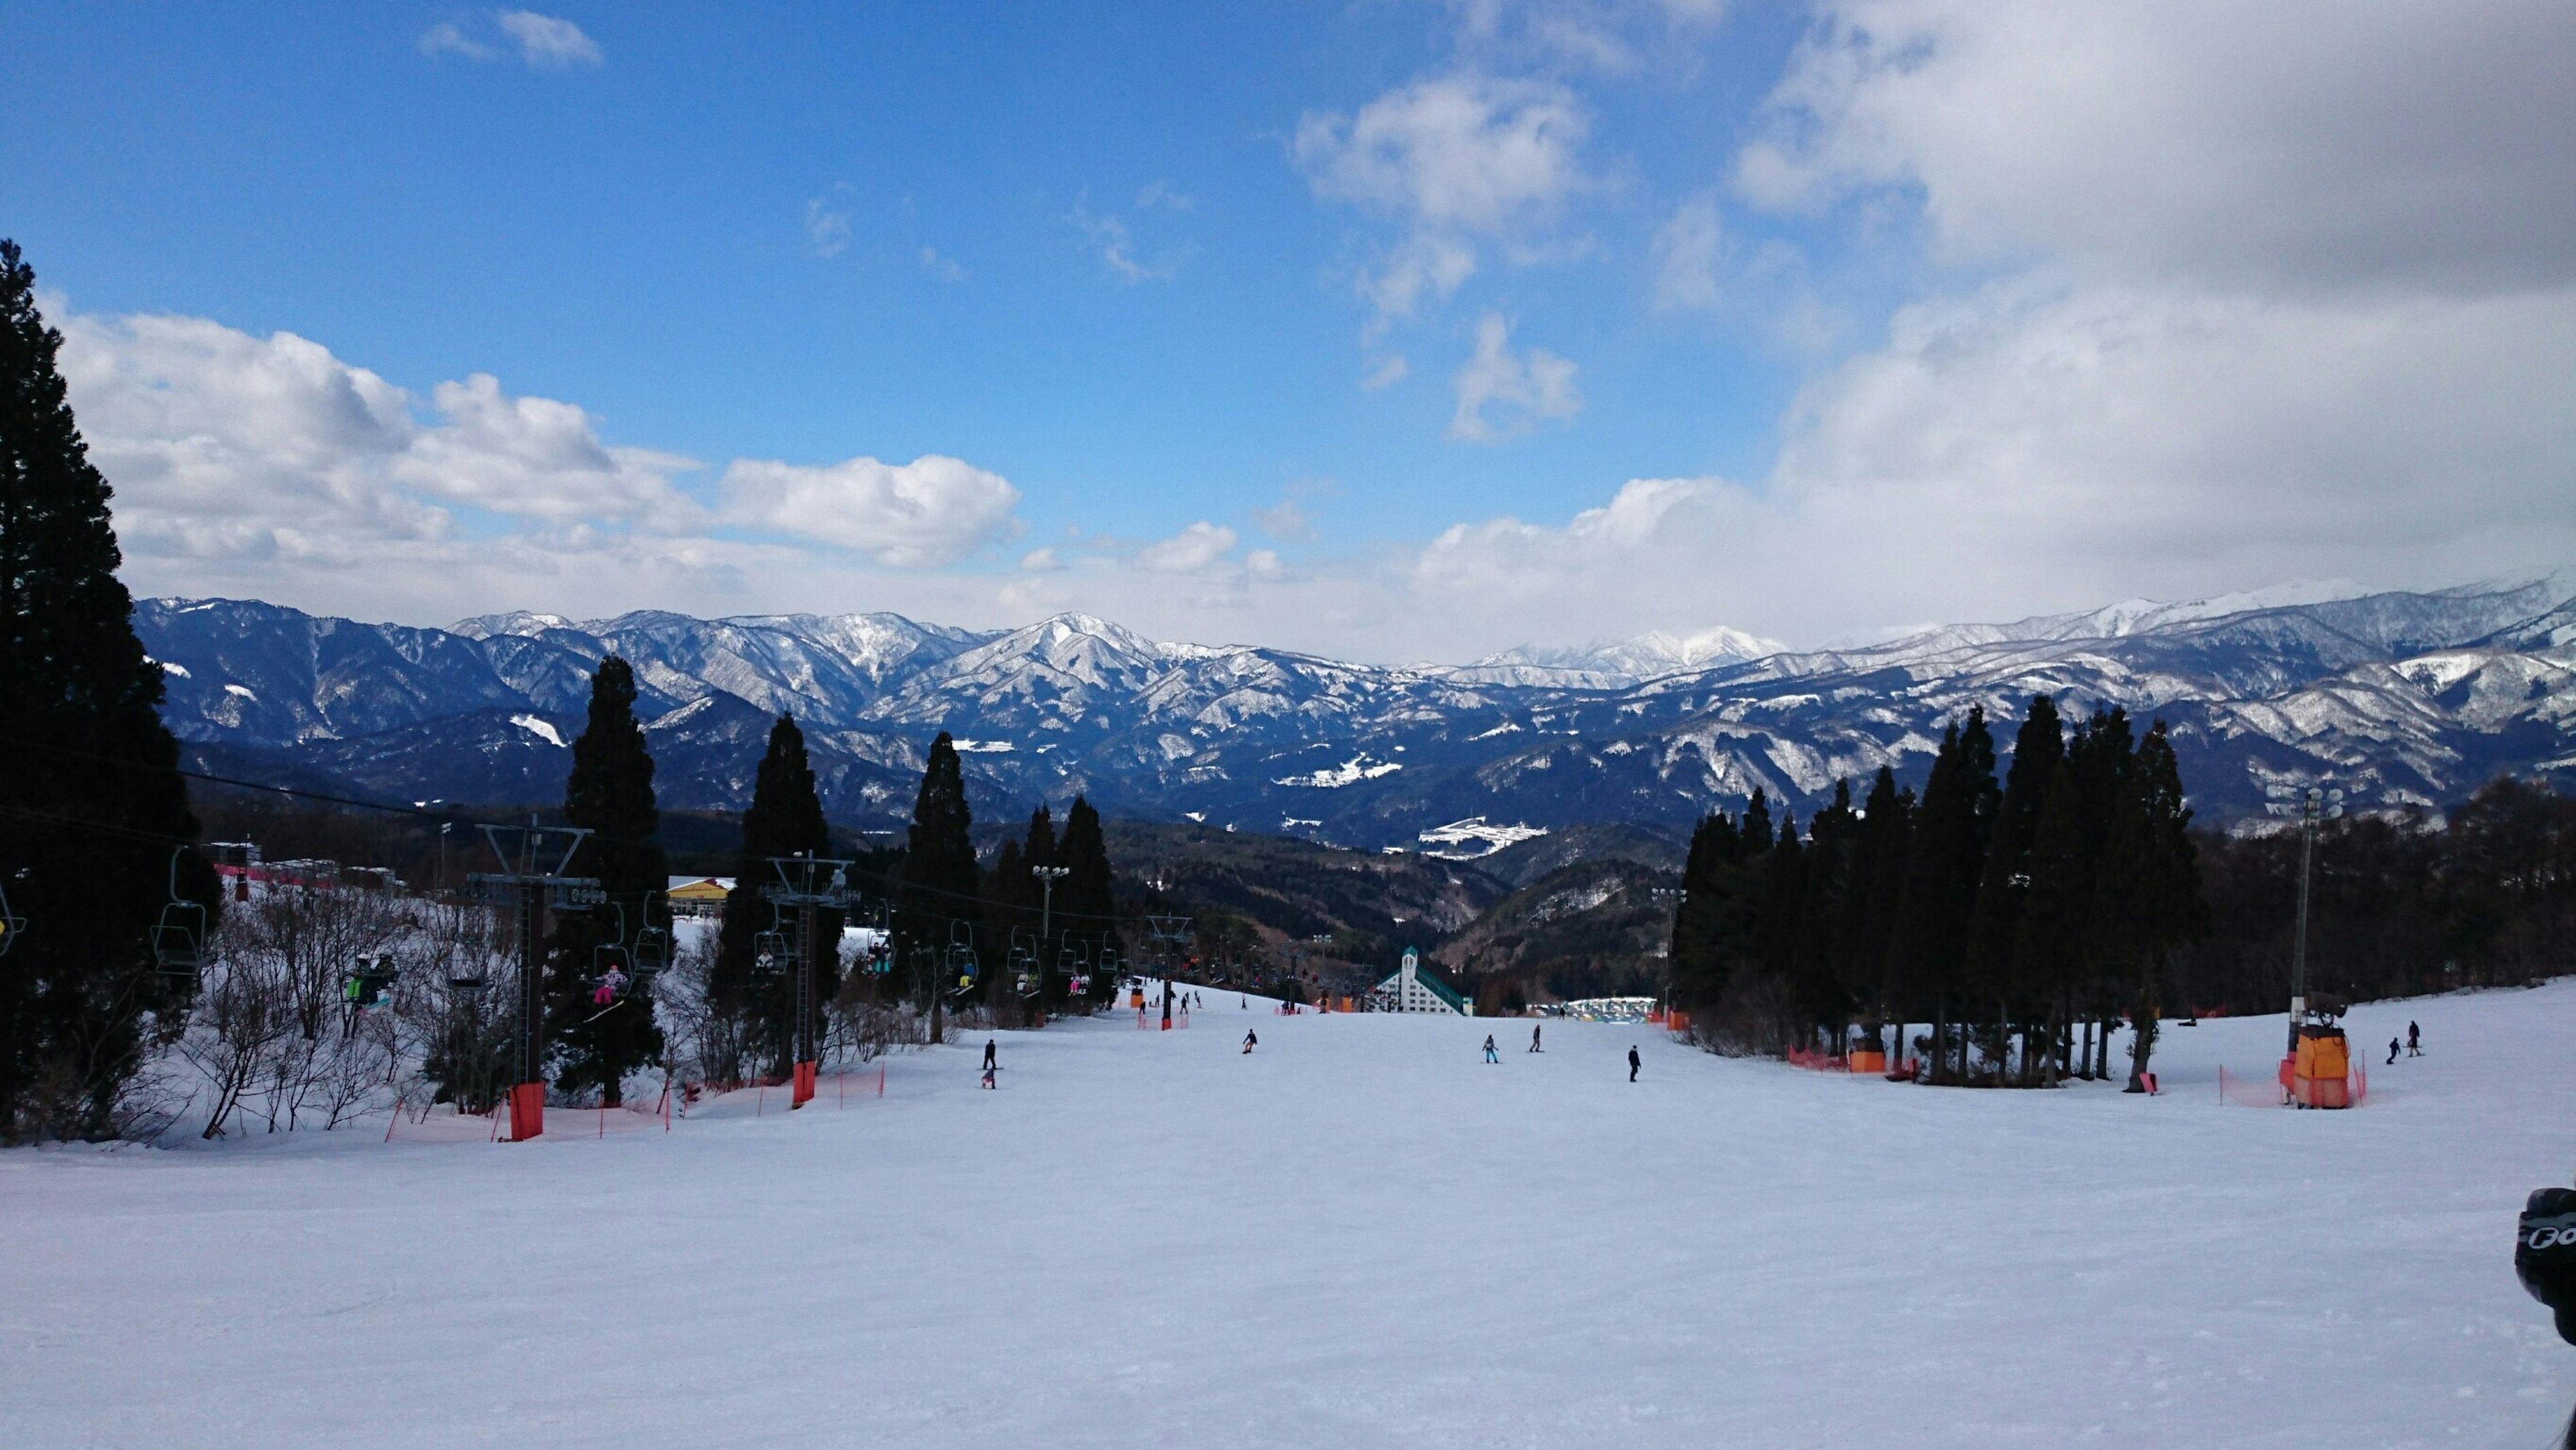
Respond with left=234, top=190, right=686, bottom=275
left=136, top=574, right=2576, bottom=850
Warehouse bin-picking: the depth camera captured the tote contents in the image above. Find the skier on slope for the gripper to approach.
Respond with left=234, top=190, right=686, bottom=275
left=1529, top=1023, right=1542, bottom=1053
left=2408, top=1021, right=2422, bottom=1055
left=981, top=1039, right=998, bottom=1089
left=1628, top=1045, right=1641, bottom=1082
left=1483, top=1034, right=1499, bottom=1064
left=1242, top=1029, right=1257, bottom=1054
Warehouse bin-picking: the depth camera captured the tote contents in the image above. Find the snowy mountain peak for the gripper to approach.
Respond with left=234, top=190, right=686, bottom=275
left=1475, top=623, right=1784, bottom=683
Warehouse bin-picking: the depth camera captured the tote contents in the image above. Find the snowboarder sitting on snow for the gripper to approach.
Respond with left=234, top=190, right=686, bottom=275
left=1628, top=1045, right=1641, bottom=1082
left=1242, top=1029, right=1257, bottom=1054
left=1483, top=1034, right=1499, bottom=1064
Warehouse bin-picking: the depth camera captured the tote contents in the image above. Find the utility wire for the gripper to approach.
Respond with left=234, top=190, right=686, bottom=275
left=0, top=730, right=1150, bottom=931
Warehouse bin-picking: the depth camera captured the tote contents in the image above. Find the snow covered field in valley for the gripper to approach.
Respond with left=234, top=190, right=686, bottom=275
left=7, top=984, right=2575, bottom=1448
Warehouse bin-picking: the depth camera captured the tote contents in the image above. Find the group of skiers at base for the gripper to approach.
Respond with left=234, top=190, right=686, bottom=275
left=979, top=1021, right=1648, bottom=1080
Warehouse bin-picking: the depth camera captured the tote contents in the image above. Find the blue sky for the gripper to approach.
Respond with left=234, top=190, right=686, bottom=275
left=6, top=2, right=2571, bottom=660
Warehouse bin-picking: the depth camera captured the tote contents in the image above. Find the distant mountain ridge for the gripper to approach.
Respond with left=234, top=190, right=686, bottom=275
left=136, top=573, right=2576, bottom=849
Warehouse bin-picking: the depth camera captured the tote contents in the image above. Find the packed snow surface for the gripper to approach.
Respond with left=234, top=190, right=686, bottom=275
left=8, top=984, right=2576, bottom=1447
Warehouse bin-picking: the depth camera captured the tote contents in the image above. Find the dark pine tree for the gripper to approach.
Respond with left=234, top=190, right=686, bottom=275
left=2119, top=721, right=2204, bottom=1090
left=1752, top=815, right=1808, bottom=1049
left=1668, top=811, right=1741, bottom=1012
left=1888, top=707, right=2000, bottom=1082
left=545, top=656, right=667, bottom=1105
left=2008, top=756, right=2087, bottom=1084
left=1795, top=780, right=1860, bottom=1049
left=2065, top=707, right=2137, bottom=1078
left=1966, top=694, right=2065, bottom=1080
left=0, top=240, right=218, bottom=1141
left=1835, top=768, right=1913, bottom=1057
left=710, top=715, right=833, bottom=1076
left=1054, top=796, right=1116, bottom=1007
left=897, top=733, right=979, bottom=1041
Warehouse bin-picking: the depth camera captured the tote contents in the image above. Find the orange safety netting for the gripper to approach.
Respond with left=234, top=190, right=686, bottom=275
left=2218, top=1058, right=2368, bottom=1108
left=384, top=1082, right=672, bottom=1143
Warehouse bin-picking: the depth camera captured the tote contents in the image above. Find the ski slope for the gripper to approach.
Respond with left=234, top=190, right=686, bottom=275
left=7, top=984, right=2575, bottom=1448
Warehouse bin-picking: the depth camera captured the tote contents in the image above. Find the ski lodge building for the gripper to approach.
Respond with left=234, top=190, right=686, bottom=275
left=1373, top=947, right=1471, bottom=1015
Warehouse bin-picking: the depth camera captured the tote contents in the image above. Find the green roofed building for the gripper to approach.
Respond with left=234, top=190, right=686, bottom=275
left=1374, top=947, right=1470, bottom=1016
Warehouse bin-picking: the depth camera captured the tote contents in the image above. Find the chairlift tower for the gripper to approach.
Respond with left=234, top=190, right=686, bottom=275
left=764, top=853, right=853, bottom=1107
left=2282, top=785, right=2343, bottom=1057
left=467, top=821, right=600, bottom=1141
left=1146, top=914, right=1191, bottom=1027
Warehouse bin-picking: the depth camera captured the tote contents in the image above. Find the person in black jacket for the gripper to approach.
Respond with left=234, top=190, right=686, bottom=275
left=2518, top=1184, right=2576, bottom=1447
left=1627, top=1045, right=1641, bottom=1082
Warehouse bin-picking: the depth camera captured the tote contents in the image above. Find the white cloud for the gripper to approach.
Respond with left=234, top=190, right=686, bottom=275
left=919, top=246, right=967, bottom=283
left=1735, top=0, right=2576, bottom=295
left=419, top=11, right=602, bottom=69
left=1246, top=548, right=1289, bottom=581
left=1449, top=314, right=1580, bottom=442
left=1650, top=195, right=1725, bottom=310
left=1295, top=74, right=1589, bottom=234
left=494, top=11, right=602, bottom=69
left=1019, top=546, right=1067, bottom=572
left=804, top=197, right=852, bottom=257
left=416, top=21, right=494, bottom=62
left=1359, top=354, right=1411, bottom=390
left=1132, top=522, right=1239, bottom=574
left=718, top=454, right=1021, bottom=568
left=1136, top=180, right=1194, bottom=212
left=1254, top=499, right=1315, bottom=540
left=1294, top=74, right=1595, bottom=335
left=1071, top=199, right=1186, bottom=284
left=397, top=374, right=699, bottom=527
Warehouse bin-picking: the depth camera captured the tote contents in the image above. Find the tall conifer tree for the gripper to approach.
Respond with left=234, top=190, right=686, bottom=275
left=710, top=715, right=833, bottom=1073
left=1054, top=796, right=1115, bottom=1005
left=546, top=656, right=666, bottom=1104
left=1964, top=696, right=2065, bottom=1078
left=897, top=733, right=978, bottom=1036
left=1888, top=708, right=2000, bottom=1081
left=1835, top=768, right=1911, bottom=1051
left=0, top=240, right=216, bottom=1140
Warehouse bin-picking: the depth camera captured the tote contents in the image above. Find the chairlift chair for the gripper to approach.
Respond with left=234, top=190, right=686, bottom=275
left=630, top=925, right=672, bottom=979
left=343, top=955, right=397, bottom=1009
left=150, top=847, right=209, bottom=977
left=752, top=929, right=790, bottom=976
left=0, top=878, right=23, bottom=959
left=947, top=921, right=979, bottom=991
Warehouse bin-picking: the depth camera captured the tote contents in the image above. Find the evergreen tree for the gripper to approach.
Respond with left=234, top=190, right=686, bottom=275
left=1964, top=696, right=2065, bottom=1079
left=1667, top=811, right=1740, bottom=1011
left=2065, top=708, right=2137, bottom=1078
left=710, top=715, right=833, bottom=1074
left=1835, top=768, right=1913, bottom=1053
left=1887, top=708, right=2000, bottom=1082
left=1795, top=780, right=1860, bottom=1048
left=0, top=240, right=217, bottom=1140
left=2116, top=721, right=2204, bottom=1090
left=1752, top=815, right=1808, bottom=1047
left=1054, top=796, right=1116, bottom=1006
left=896, top=733, right=978, bottom=1039
left=545, top=656, right=667, bottom=1105
left=2008, top=756, right=2086, bottom=1083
